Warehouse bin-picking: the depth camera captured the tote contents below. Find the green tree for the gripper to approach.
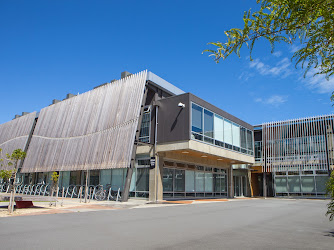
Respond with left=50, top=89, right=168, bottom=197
left=0, top=169, right=13, bottom=182
left=326, top=172, right=334, bottom=221
left=0, top=148, right=14, bottom=183
left=204, top=0, right=334, bottom=79
left=5, top=149, right=26, bottom=213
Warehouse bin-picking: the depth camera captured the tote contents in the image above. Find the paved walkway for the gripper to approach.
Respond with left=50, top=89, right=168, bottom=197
left=0, top=197, right=257, bottom=217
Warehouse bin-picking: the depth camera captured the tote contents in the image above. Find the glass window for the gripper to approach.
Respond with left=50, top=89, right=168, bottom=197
left=246, top=129, right=253, bottom=151
left=275, top=177, right=288, bottom=193
left=139, top=111, right=151, bottom=143
left=214, top=114, right=224, bottom=142
left=315, top=176, right=329, bottom=193
left=100, top=169, right=112, bottom=188
left=192, top=103, right=203, bottom=134
left=195, top=172, right=205, bottom=192
left=174, top=169, right=185, bottom=192
left=136, top=168, right=149, bottom=192
left=204, top=109, right=214, bottom=138
left=224, top=119, right=232, bottom=145
left=205, top=172, right=213, bottom=192
left=60, top=171, right=70, bottom=188
left=185, top=171, right=195, bottom=192
left=111, top=169, right=125, bottom=190
left=301, top=176, right=315, bottom=193
left=232, top=123, right=240, bottom=147
left=240, top=127, right=247, bottom=149
left=130, top=170, right=136, bottom=192
left=288, top=176, right=301, bottom=193
left=163, top=168, right=174, bottom=192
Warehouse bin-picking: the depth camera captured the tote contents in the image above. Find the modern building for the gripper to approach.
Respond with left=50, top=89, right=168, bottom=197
left=252, top=116, right=334, bottom=197
left=0, top=70, right=255, bottom=201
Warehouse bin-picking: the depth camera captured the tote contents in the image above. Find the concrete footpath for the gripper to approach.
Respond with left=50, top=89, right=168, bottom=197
left=0, top=197, right=254, bottom=217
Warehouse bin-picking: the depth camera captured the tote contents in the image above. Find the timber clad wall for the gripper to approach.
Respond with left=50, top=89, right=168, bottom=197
left=21, top=71, right=147, bottom=173
left=0, top=112, right=36, bottom=169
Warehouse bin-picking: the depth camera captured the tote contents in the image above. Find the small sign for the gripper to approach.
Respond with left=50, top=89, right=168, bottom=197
left=150, top=157, right=156, bottom=168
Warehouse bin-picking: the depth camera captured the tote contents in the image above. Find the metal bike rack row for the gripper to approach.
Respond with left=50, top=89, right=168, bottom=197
left=1, top=183, right=122, bottom=202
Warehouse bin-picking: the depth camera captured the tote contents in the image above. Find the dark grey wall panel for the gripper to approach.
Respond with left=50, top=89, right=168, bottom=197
left=156, top=93, right=190, bottom=144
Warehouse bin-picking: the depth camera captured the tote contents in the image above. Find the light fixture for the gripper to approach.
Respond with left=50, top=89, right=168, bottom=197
left=217, top=158, right=223, bottom=161
left=201, top=155, right=208, bottom=158
left=182, top=151, right=189, bottom=154
left=178, top=102, right=185, bottom=108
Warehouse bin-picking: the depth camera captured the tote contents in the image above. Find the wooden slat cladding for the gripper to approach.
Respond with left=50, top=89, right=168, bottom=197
left=21, top=71, right=147, bottom=172
left=262, top=115, right=334, bottom=172
left=0, top=112, right=36, bottom=169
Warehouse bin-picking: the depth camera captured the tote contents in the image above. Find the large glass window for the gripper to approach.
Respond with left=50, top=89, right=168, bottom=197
left=139, top=109, right=151, bottom=143
left=205, top=172, right=213, bottom=192
left=111, top=169, right=125, bottom=190
left=100, top=169, right=112, bottom=188
left=246, top=129, right=253, bottom=152
left=275, top=177, right=288, bottom=193
left=288, top=176, right=301, bottom=193
left=185, top=171, right=195, bottom=192
left=301, top=176, right=315, bottom=193
left=174, top=169, right=185, bottom=192
left=163, top=168, right=174, bottom=192
left=195, top=172, right=205, bottom=192
left=192, top=103, right=203, bottom=134
left=204, top=109, right=214, bottom=139
left=136, top=168, right=149, bottom=192
left=224, top=119, right=233, bottom=145
left=232, top=123, right=240, bottom=148
left=191, top=102, right=253, bottom=156
left=214, top=114, right=224, bottom=142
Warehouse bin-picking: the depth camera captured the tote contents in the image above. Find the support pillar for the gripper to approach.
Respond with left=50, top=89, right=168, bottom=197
left=149, top=154, right=163, bottom=202
left=228, top=166, right=234, bottom=198
left=263, top=172, right=267, bottom=198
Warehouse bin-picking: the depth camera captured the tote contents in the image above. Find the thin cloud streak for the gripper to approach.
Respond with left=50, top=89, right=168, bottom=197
left=255, top=95, right=288, bottom=107
left=249, top=57, right=292, bottom=78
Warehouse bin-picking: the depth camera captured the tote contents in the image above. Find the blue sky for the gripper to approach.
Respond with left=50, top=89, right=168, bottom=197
left=1, top=0, right=333, bottom=125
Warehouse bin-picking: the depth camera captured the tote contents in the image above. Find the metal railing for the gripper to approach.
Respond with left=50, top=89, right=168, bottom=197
left=0, top=183, right=122, bottom=202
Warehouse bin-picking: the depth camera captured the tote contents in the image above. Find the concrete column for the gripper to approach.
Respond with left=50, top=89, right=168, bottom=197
left=228, top=166, right=234, bottom=198
left=149, top=154, right=163, bottom=202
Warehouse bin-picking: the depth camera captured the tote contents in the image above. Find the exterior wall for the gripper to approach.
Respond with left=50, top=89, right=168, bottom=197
left=253, top=115, right=334, bottom=197
left=156, top=93, right=190, bottom=144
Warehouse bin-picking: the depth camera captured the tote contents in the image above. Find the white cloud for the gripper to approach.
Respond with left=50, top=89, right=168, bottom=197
left=254, top=95, right=288, bottom=107
left=302, top=68, right=334, bottom=94
left=272, top=51, right=282, bottom=57
left=249, top=57, right=292, bottom=78
left=290, top=44, right=303, bottom=53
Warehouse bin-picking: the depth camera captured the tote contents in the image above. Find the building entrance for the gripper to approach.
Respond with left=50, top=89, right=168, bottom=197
left=234, top=176, right=247, bottom=197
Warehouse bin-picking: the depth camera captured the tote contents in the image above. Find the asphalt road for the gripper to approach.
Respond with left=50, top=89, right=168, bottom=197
left=0, top=199, right=333, bottom=249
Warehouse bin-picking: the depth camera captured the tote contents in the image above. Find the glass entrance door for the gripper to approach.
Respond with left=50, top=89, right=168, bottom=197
left=234, top=176, right=247, bottom=197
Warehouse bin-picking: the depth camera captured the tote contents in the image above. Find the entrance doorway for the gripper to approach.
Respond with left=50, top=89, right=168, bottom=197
left=234, top=176, right=247, bottom=197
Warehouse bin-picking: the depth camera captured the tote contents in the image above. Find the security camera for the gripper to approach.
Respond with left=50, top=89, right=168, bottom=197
left=178, top=102, right=185, bottom=108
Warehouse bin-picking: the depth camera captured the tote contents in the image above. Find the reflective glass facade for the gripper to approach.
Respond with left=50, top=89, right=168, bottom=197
left=191, top=103, right=254, bottom=155
left=162, top=161, right=228, bottom=198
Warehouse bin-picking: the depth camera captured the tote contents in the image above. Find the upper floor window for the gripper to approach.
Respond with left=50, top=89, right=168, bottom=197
left=191, top=102, right=254, bottom=156
left=139, top=106, right=151, bottom=143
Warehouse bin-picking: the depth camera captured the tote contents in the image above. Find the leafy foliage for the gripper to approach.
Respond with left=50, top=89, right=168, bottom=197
left=326, top=172, right=334, bottom=221
left=204, top=0, right=334, bottom=78
left=50, top=171, right=59, bottom=185
left=0, top=169, right=13, bottom=182
left=6, top=149, right=26, bottom=170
